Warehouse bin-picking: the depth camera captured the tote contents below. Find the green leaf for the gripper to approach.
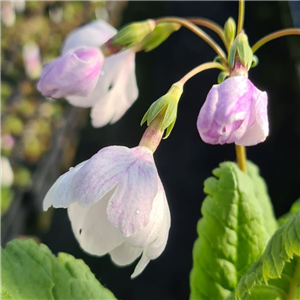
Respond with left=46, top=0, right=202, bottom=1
left=234, top=210, right=300, bottom=300
left=1, top=239, right=117, bottom=300
left=190, top=162, right=268, bottom=300
left=246, top=161, right=278, bottom=237
left=278, top=198, right=300, bottom=226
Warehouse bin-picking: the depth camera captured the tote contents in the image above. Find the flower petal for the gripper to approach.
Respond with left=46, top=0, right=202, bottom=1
left=43, top=161, right=87, bottom=211
left=62, top=20, right=117, bottom=54
left=131, top=252, right=150, bottom=279
left=37, top=47, right=104, bottom=99
left=106, top=147, right=158, bottom=237
left=236, top=90, right=269, bottom=146
left=109, top=243, right=143, bottom=266
left=91, top=50, right=138, bottom=127
left=67, top=188, right=123, bottom=256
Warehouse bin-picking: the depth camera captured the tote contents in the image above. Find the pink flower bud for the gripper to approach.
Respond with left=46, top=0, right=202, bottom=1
left=37, top=47, right=104, bottom=99
left=197, top=76, right=269, bottom=146
left=43, top=145, right=170, bottom=278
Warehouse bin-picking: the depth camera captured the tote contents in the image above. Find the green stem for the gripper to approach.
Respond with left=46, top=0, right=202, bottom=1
left=237, top=1, right=245, bottom=34
left=187, top=18, right=228, bottom=50
left=252, top=28, right=300, bottom=53
left=235, top=144, right=247, bottom=173
left=286, top=257, right=300, bottom=300
left=179, top=62, right=227, bottom=84
left=156, top=17, right=228, bottom=65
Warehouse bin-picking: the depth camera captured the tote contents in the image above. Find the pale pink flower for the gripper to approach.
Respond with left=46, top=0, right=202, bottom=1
left=43, top=146, right=170, bottom=278
left=22, top=42, right=42, bottom=80
left=197, top=76, right=269, bottom=146
left=37, top=47, right=104, bottom=99
left=62, top=20, right=138, bottom=127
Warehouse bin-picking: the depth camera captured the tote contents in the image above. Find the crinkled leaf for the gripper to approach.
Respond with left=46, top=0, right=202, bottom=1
left=234, top=209, right=300, bottom=300
left=1, top=239, right=116, bottom=300
left=246, top=161, right=278, bottom=237
left=190, top=162, right=268, bottom=300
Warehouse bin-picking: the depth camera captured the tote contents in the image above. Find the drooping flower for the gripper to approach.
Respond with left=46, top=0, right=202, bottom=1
left=62, top=20, right=139, bottom=127
left=197, top=76, right=269, bottom=146
left=37, top=47, right=104, bottom=99
left=43, top=145, right=170, bottom=278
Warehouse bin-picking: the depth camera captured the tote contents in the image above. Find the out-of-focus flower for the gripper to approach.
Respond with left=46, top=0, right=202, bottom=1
left=12, top=0, right=26, bottom=13
left=197, top=76, right=268, bottom=146
left=1, top=134, right=15, bottom=151
left=37, top=47, right=104, bottom=99
left=1, top=2, right=16, bottom=27
left=22, top=42, right=42, bottom=80
left=1, top=157, right=14, bottom=187
left=43, top=145, right=170, bottom=278
left=62, top=20, right=138, bottom=127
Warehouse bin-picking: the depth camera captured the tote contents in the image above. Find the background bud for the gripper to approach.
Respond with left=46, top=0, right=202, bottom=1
left=111, top=19, right=156, bottom=49
left=224, top=17, right=236, bottom=48
left=140, top=23, right=181, bottom=52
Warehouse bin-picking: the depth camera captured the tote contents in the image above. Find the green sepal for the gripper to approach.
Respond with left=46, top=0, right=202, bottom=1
left=217, top=71, right=229, bottom=84
left=112, top=19, right=155, bottom=48
left=224, top=17, right=236, bottom=48
left=229, top=33, right=253, bottom=70
left=1, top=239, right=116, bottom=300
left=251, top=55, right=259, bottom=68
left=141, top=83, right=183, bottom=138
left=141, top=23, right=180, bottom=52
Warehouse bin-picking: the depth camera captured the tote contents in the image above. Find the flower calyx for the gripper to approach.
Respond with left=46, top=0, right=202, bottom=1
left=141, top=82, right=183, bottom=140
left=229, top=32, right=253, bottom=77
left=224, top=17, right=236, bottom=49
left=140, top=23, right=181, bottom=52
left=109, top=19, right=156, bottom=50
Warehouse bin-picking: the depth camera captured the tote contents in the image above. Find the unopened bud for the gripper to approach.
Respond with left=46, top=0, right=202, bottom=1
left=110, top=19, right=156, bottom=49
left=141, top=82, right=183, bottom=139
left=141, top=23, right=181, bottom=52
left=224, top=17, right=236, bottom=48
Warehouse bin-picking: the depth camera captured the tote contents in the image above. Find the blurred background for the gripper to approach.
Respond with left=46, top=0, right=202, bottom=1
left=1, top=1, right=300, bottom=299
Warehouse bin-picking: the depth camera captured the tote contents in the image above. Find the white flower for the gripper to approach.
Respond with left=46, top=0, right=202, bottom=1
left=62, top=20, right=139, bottom=127
left=1, top=157, right=14, bottom=187
left=43, top=146, right=170, bottom=278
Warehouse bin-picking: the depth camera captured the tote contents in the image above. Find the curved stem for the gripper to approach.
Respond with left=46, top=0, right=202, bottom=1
left=235, top=144, right=247, bottom=173
left=252, top=28, right=300, bottom=53
left=237, top=1, right=245, bottom=34
left=187, top=18, right=228, bottom=50
left=156, top=17, right=227, bottom=65
left=179, top=62, right=227, bottom=84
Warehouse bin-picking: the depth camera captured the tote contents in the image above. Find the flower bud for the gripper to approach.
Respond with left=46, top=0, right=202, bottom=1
left=37, top=47, right=104, bottom=99
left=141, top=82, right=183, bottom=139
left=224, top=17, right=236, bottom=48
left=109, top=19, right=156, bottom=49
left=197, top=76, right=269, bottom=146
left=140, top=23, right=181, bottom=52
left=229, top=32, right=253, bottom=75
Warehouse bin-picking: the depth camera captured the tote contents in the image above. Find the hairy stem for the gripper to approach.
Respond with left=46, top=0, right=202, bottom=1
left=187, top=18, right=228, bottom=50
left=286, top=257, right=300, bottom=300
left=252, top=28, right=300, bottom=53
left=179, top=62, right=227, bottom=84
left=156, top=17, right=227, bottom=65
left=235, top=144, right=247, bottom=173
